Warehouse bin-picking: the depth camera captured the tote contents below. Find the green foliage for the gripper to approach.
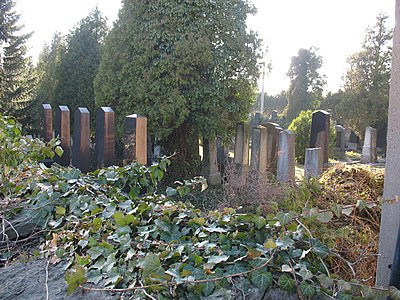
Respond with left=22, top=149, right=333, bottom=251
left=0, top=0, right=36, bottom=128
left=288, top=110, right=313, bottom=164
left=328, top=14, right=392, bottom=137
left=288, top=110, right=336, bottom=164
left=94, top=0, right=262, bottom=175
left=284, top=47, right=326, bottom=123
left=0, top=114, right=61, bottom=179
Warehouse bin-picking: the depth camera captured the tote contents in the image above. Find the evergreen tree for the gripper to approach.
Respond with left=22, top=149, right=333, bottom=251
left=54, top=8, right=108, bottom=114
left=335, top=14, right=392, bottom=137
left=0, top=0, right=36, bottom=127
left=284, top=47, right=325, bottom=123
left=95, top=0, right=262, bottom=177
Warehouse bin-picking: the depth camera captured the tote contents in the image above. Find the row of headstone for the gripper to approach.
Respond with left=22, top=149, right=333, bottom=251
left=41, top=104, right=147, bottom=172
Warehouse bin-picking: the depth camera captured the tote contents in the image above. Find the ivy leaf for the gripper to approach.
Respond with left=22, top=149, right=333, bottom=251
left=362, top=285, right=378, bottom=299
left=250, top=270, right=273, bottom=292
left=113, top=211, right=126, bottom=226
left=331, top=203, right=343, bottom=218
left=141, top=253, right=164, bottom=278
left=254, top=216, right=267, bottom=229
left=356, top=200, right=366, bottom=210
left=310, top=238, right=329, bottom=258
left=202, top=281, right=215, bottom=297
left=276, top=211, right=296, bottom=226
left=338, top=280, right=351, bottom=291
left=336, top=291, right=353, bottom=300
left=207, top=255, right=229, bottom=265
left=300, top=281, right=316, bottom=297
left=264, top=239, right=276, bottom=250
left=342, top=207, right=354, bottom=216
left=55, top=206, right=66, bottom=216
left=75, top=254, right=90, bottom=266
left=166, top=187, right=177, bottom=197
left=316, top=211, right=333, bottom=223
left=65, top=266, right=87, bottom=295
left=317, top=274, right=334, bottom=289
left=55, top=146, right=64, bottom=157
left=299, top=267, right=313, bottom=281
left=281, top=264, right=292, bottom=272
left=389, top=286, right=400, bottom=300
left=278, top=274, right=296, bottom=292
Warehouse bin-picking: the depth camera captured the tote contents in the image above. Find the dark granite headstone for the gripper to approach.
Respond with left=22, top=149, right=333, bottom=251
left=216, top=137, right=227, bottom=173
left=42, top=104, right=53, bottom=142
left=254, top=113, right=261, bottom=126
left=124, top=114, right=147, bottom=165
left=95, top=107, right=116, bottom=168
left=309, top=110, right=330, bottom=164
left=72, top=108, right=91, bottom=173
left=54, top=106, right=71, bottom=166
left=271, top=110, right=278, bottom=122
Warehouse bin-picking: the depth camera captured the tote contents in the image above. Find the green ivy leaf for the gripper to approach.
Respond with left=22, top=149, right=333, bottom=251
left=250, top=270, right=273, bottom=291
left=55, top=146, right=64, bottom=157
left=300, top=281, right=316, bottom=298
left=317, top=274, right=334, bottom=289
left=141, top=253, right=164, bottom=278
left=65, top=265, right=87, bottom=295
left=276, top=211, right=296, bottom=226
left=207, top=255, right=229, bottom=265
left=316, top=211, right=333, bottom=223
left=113, top=211, right=126, bottom=226
left=389, top=286, right=400, bottom=300
left=278, top=274, right=296, bottom=292
left=310, top=238, right=329, bottom=258
left=202, top=281, right=215, bottom=297
left=55, top=206, right=66, bottom=216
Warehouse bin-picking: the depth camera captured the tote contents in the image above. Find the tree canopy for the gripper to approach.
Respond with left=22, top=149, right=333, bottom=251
left=330, top=14, right=392, bottom=137
left=95, top=0, right=262, bottom=176
left=284, top=47, right=325, bottom=123
left=0, top=0, right=36, bottom=128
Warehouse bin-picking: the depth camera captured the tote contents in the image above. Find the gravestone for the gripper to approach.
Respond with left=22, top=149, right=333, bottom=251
left=254, top=112, right=261, bottom=126
left=361, top=126, right=377, bottom=163
left=346, top=130, right=359, bottom=150
left=54, top=106, right=71, bottom=166
left=333, top=125, right=345, bottom=159
left=42, top=104, right=53, bottom=142
left=72, top=108, right=91, bottom=173
left=261, top=122, right=282, bottom=174
left=234, top=122, right=250, bottom=183
left=202, top=137, right=221, bottom=186
left=271, top=110, right=278, bottom=122
left=124, top=114, right=147, bottom=165
left=277, top=130, right=295, bottom=182
left=216, top=137, right=227, bottom=173
left=95, top=107, right=116, bottom=168
left=250, top=126, right=268, bottom=174
left=377, top=0, right=400, bottom=287
left=310, top=110, right=330, bottom=165
left=304, top=148, right=323, bottom=179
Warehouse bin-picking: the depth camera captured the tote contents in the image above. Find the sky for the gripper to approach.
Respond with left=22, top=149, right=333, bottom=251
left=15, top=0, right=395, bottom=96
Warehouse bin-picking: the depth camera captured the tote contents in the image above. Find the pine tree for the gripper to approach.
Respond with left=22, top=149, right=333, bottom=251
left=0, top=0, right=36, bottom=127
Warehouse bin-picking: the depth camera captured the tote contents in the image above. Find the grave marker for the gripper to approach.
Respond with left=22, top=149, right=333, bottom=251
left=234, top=122, right=250, bottom=183
left=262, top=122, right=282, bottom=174
left=202, top=137, right=221, bottom=186
left=304, top=148, right=323, bottom=179
left=42, top=104, right=53, bottom=142
left=95, top=107, right=116, bottom=168
left=310, top=110, right=330, bottom=165
left=250, top=126, right=268, bottom=174
left=124, top=114, right=147, bottom=165
left=55, top=105, right=71, bottom=166
left=72, top=108, right=91, bottom=173
left=361, top=126, right=377, bottom=163
left=277, top=130, right=295, bottom=182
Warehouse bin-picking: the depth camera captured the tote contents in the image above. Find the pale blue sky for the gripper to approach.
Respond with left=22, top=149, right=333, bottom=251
left=16, top=0, right=395, bottom=95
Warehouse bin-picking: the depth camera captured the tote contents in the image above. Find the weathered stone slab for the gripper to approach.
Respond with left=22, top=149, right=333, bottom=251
left=250, top=126, right=268, bottom=174
left=95, top=107, right=115, bottom=168
left=277, top=130, right=295, bottom=182
left=310, top=110, right=330, bottom=164
left=124, top=114, right=147, bottom=165
left=304, top=148, right=323, bottom=179
left=72, top=108, right=91, bottom=173
left=234, top=122, right=250, bottom=182
left=261, top=122, right=282, bottom=174
left=361, top=126, right=377, bottom=163
left=54, top=105, right=71, bottom=166
left=202, top=137, right=221, bottom=186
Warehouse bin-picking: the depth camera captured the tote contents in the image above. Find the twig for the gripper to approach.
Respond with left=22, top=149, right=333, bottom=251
left=329, top=251, right=356, bottom=277
left=45, top=259, right=50, bottom=300
left=81, top=251, right=276, bottom=293
left=140, top=280, right=156, bottom=300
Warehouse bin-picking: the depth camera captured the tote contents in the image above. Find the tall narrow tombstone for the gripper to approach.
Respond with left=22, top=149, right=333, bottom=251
left=95, top=107, right=116, bottom=168
left=124, top=114, right=147, bottom=165
left=271, top=110, right=278, bottom=122
left=42, top=104, right=53, bottom=142
left=250, top=126, right=268, bottom=174
left=377, top=0, right=400, bottom=287
left=202, top=137, right=221, bottom=186
left=261, top=122, right=282, bottom=174
left=304, top=148, right=323, bottom=179
left=361, top=126, right=377, bottom=163
left=216, top=137, right=227, bottom=173
left=310, top=110, right=330, bottom=165
left=333, top=125, right=346, bottom=159
left=234, top=122, right=250, bottom=183
left=72, top=108, right=91, bottom=173
left=277, top=130, right=295, bottom=182
left=54, top=106, right=71, bottom=166
left=254, top=112, right=261, bottom=126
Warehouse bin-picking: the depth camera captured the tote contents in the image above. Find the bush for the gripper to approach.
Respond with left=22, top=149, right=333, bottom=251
left=288, top=110, right=336, bottom=164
